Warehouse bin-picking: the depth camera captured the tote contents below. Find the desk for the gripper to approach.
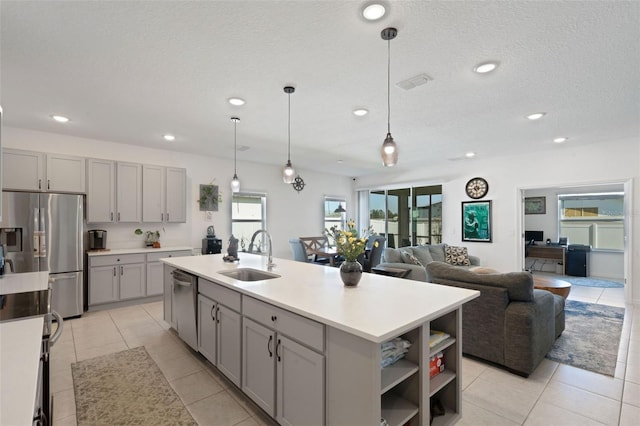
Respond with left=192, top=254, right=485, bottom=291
left=526, top=245, right=566, bottom=274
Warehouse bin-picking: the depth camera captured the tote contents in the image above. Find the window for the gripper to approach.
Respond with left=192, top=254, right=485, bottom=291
left=231, top=193, right=266, bottom=252
left=367, top=185, right=442, bottom=248
left=559, top=193, right=624, bottom=250
left=324, top=197, right=345, bottom=231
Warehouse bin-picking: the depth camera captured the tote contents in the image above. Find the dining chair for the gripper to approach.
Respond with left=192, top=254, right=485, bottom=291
left=359, top=236, right=386, bottom=272
left=289, top=238, right=310, bottom=262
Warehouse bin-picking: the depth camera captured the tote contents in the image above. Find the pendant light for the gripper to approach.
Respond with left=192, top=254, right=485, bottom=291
left=334, top=204, right=346, bottom=213
left=282, top=86, right=296, bottom=183
left=230, top=117, right=240, bottom=193
left=381, top=27, right=398, bottom=167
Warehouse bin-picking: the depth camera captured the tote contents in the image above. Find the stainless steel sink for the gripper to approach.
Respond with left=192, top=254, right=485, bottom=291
left=218, top=268, right=280, bottom=282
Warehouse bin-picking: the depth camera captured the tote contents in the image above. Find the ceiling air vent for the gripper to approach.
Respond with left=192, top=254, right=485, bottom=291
left=396, top=73, right=433, bottom=90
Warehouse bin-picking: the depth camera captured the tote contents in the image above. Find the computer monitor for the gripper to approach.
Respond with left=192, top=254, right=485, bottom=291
left=525, top=230, right=544, bottom=243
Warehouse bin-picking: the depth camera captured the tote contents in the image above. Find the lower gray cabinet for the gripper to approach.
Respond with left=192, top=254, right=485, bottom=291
left=197, top=282, right=242, bottom=387
left=119, top=263, right=146, bottom=300
left=88, top=255, right=145, bottom=305
left=242, top=317, right=324, bottom=425
left=89, top=265, right=118, bottom=305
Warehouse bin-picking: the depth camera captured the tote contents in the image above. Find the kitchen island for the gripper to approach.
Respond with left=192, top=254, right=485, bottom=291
left=162, top=253, right=479, bottom=426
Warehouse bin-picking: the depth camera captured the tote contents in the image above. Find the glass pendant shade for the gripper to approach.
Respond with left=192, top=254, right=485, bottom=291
left=231, top=173, right=240, bottom=193
left=381, top=133, right=398, bottom=167
left=230, top=117, right=240, bottom=192
left=282, top=160, right=295, bottom=183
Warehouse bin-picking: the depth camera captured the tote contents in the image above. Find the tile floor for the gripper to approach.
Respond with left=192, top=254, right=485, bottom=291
left=51, top=285, right=639, bottom=426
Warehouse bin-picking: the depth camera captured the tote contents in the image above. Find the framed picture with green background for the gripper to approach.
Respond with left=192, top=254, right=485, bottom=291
left=462, top=200, right=492, bottom=242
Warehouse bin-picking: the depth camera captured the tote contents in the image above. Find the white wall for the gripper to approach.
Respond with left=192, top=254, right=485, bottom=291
left=3, top=127, right=354, bottom=259
left=356, top=137, right=639, bottom=305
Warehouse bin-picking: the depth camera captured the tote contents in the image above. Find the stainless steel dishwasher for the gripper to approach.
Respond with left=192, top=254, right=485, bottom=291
left=172, top=270, right=198, bottom=351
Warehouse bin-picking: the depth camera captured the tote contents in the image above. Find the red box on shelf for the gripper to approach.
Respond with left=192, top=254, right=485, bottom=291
left=429, top=351, right=445, bottom=378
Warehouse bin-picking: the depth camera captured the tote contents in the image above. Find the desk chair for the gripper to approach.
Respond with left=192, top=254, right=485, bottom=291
left=289, top=238, right=310, bottom=262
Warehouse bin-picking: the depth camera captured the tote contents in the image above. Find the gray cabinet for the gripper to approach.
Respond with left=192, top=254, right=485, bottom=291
left=88, top=265, right=119, bottom=305
left=242, top=296, right=325, bottom=425
left=88, top=254, right=146, bottom=306
left=198, top=278, right=242, bottom=386
left=146, top=250, right=191, bottom=297
left=2, top=149, right=85, bottom=193
left=87, top=159, right=142, bottom=223
left=142, top=165, right=187, bottom=223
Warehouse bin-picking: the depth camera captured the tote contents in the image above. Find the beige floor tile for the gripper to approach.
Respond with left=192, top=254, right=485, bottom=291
left=170, top=370, right=225, bottom=405
left=233, top=417, right=261, bottom=426
left=461, top=356, right=488, bottom=390
left=462, top=374, right=542, bottom=423
left=524, top=400, right=607, bottom=426
left=619, top=403, right=640, bottom=426
left=538, top=381, right=620, bottom=425
left=51, top=368, right=74, bottom=394
left=73, top=330, right=124, bottom=350
left=146, top=338, right=195, bottom=364
left=625, top=358, right=640, bottom=384
left=551, top=363, right=624, bottom=400
left=457, top=398, right=520, bottom=426
left=597, top=298, right=626, bottom=308
left=154, top=352, right=204, bottom=381
left=623, top=380, right=640, bottom=407
left=52, top=388, right=76, bottom=421
left=75, top=340, right=129, bottom=361
left=187, top=391, right=251, bottom=426
left=53, top=414, right=77, bottom=426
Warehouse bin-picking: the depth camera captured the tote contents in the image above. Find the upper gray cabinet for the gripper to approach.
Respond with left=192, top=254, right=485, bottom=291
left=2, top=149, right=85, bottom=193
left=142, top=165, right=186, bottom=223
left=87, top=159, right=142, bottom=223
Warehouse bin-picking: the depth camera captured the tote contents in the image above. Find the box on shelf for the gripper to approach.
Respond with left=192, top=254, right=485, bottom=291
left=429, top=351, right=445, bottom=378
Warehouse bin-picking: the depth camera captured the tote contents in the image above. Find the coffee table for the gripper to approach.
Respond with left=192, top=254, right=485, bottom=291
left=533, top=275, right=572, bottom=299
left=371, top=265, right=411, bottom=278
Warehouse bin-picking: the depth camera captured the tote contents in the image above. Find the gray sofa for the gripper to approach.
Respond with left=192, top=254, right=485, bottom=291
left=426, top=261, right=565, bottom=376
left=377, top=243, right=481, bottom=281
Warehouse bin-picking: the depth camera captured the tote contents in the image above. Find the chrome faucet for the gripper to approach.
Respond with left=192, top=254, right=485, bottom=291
left=249, top=229, right=275, bottom=270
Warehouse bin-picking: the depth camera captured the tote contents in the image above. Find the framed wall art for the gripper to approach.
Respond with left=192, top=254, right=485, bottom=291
left=462, top=200, right=492, bottom=242
left=524, top=196, right=546, bottom=215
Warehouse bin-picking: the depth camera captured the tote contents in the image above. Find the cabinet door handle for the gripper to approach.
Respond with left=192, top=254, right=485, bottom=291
left=161, top=213, right=164, bottom=221
left=120, top=266, right=123, bottom=276
left=268, top=335, right=273, bottom=357
left=210, top=304, right=215, bottom=321
left=113, top=267, right=116, bottom=276
left=216, top=307, right=220, bottom=323
left=276, top=338, right=281, bottom=362
left=110, top=212, right=114, bottom=221
left=271, top=315, right=277, bottom=322
left=166, top=213, right=170, bottom=221
left=38, top=179, right=42, bottom=190
left=47, top=179, right=50, bottom=190
left=117, top=212, right=121, bottom=221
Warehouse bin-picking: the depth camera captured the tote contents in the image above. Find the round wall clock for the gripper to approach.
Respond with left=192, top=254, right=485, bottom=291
left=465, top=177, right=489, bottom=199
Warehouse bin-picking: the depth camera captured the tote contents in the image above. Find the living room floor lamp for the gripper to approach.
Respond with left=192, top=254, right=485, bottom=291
left=381, top=27, right=398, bottom=167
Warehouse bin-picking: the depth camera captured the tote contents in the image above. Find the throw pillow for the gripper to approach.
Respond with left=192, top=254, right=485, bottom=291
left=382, top=248, right=403, bottom=263
left=400, top=250, right=423, bottom=266
left=444, top=244, right=471, bottom=266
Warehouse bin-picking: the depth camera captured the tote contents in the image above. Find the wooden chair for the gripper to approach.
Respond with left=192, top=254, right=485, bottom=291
left=299, top=236, right=331, bottom=264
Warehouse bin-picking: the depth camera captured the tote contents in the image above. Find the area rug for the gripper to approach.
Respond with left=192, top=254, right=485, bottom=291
left=546, top=300, right=625, bottom=376
left=72, top=346, right=197, bottom=426
left=561, top=276, right=624, bottom=288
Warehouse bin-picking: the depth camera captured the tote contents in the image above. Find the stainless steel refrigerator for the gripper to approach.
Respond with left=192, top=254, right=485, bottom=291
left=0, top=191, right=84, bottom=318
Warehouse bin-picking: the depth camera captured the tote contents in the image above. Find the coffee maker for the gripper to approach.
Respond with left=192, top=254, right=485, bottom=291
left=202, top=226, right=222, bottom=255
left=88, top=230, right=108, bottom=250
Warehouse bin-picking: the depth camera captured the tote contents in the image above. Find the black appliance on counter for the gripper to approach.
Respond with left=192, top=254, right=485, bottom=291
left=88, top=229, right=107, bottom=250
left=202, top=225, right=222, bottom=254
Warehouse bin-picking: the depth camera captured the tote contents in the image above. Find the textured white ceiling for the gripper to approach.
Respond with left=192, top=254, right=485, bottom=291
left=1, top=1, right=639, bottom=177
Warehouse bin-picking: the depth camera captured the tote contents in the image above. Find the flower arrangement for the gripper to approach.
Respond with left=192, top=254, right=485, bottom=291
left=324, top=221, right=374, bottom=262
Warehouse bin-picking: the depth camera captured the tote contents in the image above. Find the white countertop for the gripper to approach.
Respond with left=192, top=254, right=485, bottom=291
left=0, top=271, right=50, bottom=295
left=0, top=316, right=44, bottom=426
left=87, top=245, right=194, bottom=256
left=162, top=254, right=479, bottom=343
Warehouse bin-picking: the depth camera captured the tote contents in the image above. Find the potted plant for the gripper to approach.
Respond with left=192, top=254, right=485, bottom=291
left=134, top=228, right=161, bottom=248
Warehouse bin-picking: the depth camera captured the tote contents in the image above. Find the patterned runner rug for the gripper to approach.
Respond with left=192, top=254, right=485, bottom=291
left=72, top=346, right=197, bottom=426
left=546, top=300, right=625, bottom=376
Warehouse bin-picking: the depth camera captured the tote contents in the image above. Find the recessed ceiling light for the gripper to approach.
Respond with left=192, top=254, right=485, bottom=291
left=465, top=152, right=476, bottom=158
left=362, top=3, right=386, bottom=21
left=553, top=137, right=568, bottom=143
left=51, top=115, right=70, bottom=123
left=473, top=61, right=499, bottom=74
left=526, top=112, right=546, bottom=120
left=228, top=97, right=246, bottom=106
left=163, top=134, right=176, bottom=141
left=353, top=108, right=369, bottom=116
